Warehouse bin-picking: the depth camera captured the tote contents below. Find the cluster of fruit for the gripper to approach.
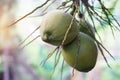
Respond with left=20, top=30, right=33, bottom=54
left=40, top=10, right=98, bottom=72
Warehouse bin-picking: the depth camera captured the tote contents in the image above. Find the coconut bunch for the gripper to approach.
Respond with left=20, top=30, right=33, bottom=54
left=40, top=10, right=98, bottom=72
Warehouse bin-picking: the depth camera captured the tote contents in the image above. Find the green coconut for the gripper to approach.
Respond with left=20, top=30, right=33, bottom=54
left=61, top=32, right=98, bottom=72
left=79, top=18, right=95, bottom=38
left=40, top=10, right=78, bottom=46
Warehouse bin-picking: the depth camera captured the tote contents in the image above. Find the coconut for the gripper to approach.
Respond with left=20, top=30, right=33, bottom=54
left=40, top=10, right=78, bottom=46
left=79, top=19, right=95, bottom=38
left=61, top=32, right=98, bottom=72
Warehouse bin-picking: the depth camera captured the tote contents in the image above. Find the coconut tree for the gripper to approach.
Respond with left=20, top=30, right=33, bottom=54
left=7, top=0, right=120, bottom=80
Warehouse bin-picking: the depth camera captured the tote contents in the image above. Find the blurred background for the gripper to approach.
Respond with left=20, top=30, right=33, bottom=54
left=0, top=0, right=120, bottom=80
